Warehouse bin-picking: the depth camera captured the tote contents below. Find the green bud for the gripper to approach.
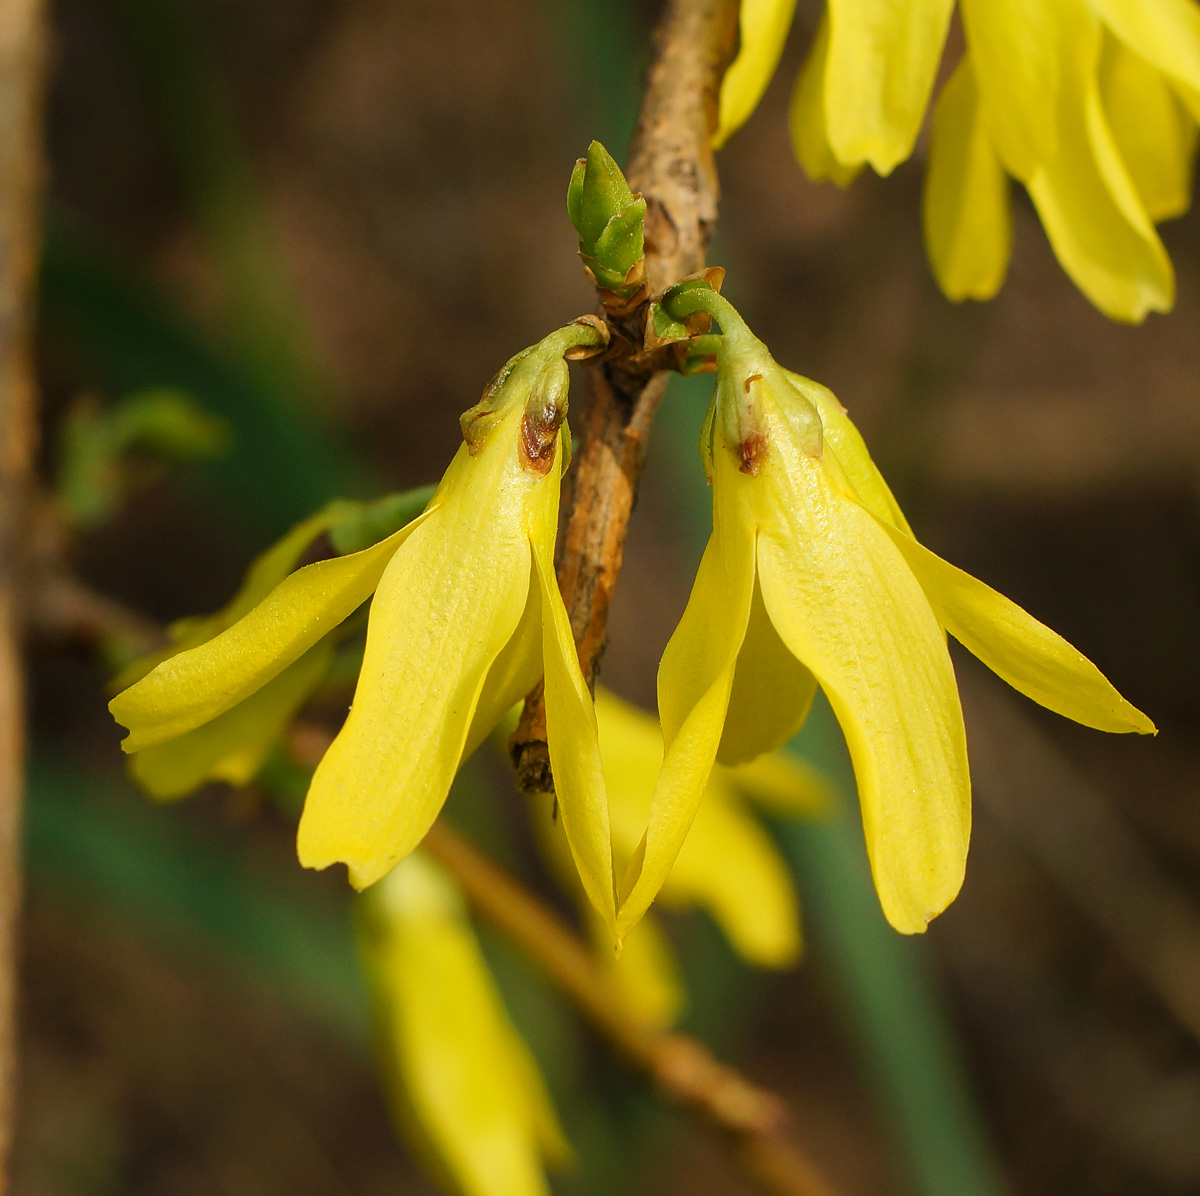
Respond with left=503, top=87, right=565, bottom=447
left=566, top=141, right=646, bottom=297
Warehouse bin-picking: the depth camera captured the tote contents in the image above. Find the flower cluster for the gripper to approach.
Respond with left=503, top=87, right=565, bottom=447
left=717, top=0, right=1200, bottom=321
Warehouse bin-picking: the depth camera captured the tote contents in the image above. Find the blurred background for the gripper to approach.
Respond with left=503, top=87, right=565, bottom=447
left=17, top=0, right=1200, bottom=1192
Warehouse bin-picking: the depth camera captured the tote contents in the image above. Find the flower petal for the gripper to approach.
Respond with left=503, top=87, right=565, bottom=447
left=788, top=13, right=862, bottom=185
left=362, top=853, right=564, bottom=1196
left=960, top=0, right=1060, bottom=178
left=717, top=576, right=817, bottom=765
left=724, top=750, right=834, bottom=818
left=297, top=448, right=534, bottom=890
left=129, top=637, right=335, bottom=800
left=824, top=0, right=956, bottom=175
left=1025, top=3, right=1174, bottom=322
left=534, top=530, right=616, bottom=931
left=753, top=449, right=969, bottom=935
left=923, top=58, right=1013, bottom=302
left=877, top=520, right=1155, bottom=735
left=1099, top=33, right=1198, bottom=222
left=784, top=369, right=913, bottom=535
left=1087, top=0, right=1200, bottom=106
left=617, top=478, right=755, bottom=940
left=110, top=515, right=428, bottom=752
left=714, top=0, right=799, bottom=149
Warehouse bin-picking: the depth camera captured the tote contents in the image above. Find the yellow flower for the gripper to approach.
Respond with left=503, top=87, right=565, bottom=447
left=360, top=852, right=569, bottom=1196
left=618, top=284, right=1154, bottom=938
left=715, top=0, right=1200, bottom=322
left=110, top=322, right=615, bottom=925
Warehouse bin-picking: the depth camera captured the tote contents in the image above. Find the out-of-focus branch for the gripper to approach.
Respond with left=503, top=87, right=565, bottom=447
left=421, top=821, right=841, bottom=1196
left=0, top=0, right=46, bottom=1173
left=510, top=0, right=738, bottom=792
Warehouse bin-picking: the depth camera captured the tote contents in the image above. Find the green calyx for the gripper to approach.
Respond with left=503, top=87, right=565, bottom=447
left=567, top=141, right=647, bottom=297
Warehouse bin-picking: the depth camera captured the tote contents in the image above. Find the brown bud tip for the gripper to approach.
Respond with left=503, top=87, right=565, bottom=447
left=519, top=405, right=563, bottom=475
left=738, top=431, right=769, bottom=475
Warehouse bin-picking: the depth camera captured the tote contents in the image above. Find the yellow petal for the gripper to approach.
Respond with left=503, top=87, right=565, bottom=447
left=750, top=439, right=970, bottom=935
left=1025, top=3, right=1174, bottom=322
left=718, top=576, right=817, bottom=765
left=361, top=853, right=564, bottom=1196
left=110, top=499, right=361, bottom=691
left=783, top=369, right=913, bottom=535
left=788, top=13, right=862, bottom=186
left=959, top=0, right=1060, bottom=178
left=596, top=912, right=685, bottom=1029
left=298, top=439, right=537, bottom=890
left=877, top=521, right=1155, bottom=735
left=723, top=750, right=834, bottom=818
left=714, top=0, right=799, bottom=148
left=1100, top=32, right=1198, bottom=221
left=534, top=520, right=616, bottom=931
left=923, top=58, right=1014, bottom=302
left=129, top=637, right=335, bottom=800
left=1087, top=0, right=1200, bottom=101
left=616, top=467, right=756, bottom=941
left=824, top=0, right=956, bottom=175
left=110, top=515, right=428, bottom=752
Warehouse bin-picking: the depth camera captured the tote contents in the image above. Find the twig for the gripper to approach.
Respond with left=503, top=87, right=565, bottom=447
left=510, top=0, right=738, bottom=791
left=421, top=821, right=841, bottom=1196
left=0, top=0, right=46, bottom=1175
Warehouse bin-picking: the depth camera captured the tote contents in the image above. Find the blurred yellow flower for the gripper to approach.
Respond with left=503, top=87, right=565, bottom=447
left=110, top=323, right=615, bottom=924
left=716, top=0, right=1200, bottom=322
left=360, top=852, right=569, bottom=1196
left=619, top=286, right=1154, bottom=938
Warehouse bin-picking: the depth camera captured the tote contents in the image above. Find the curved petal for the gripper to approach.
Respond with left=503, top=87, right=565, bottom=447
left=130, top=637, right=335, bottom=800
left=297, top=448, right=535, bottom=890
left=1099, top=33, right=1197, bottom=222
left=1026, top=4, right=1174, bottom=322
left=825, top=0, right=956, bottom=175
left=714, top=0, right=799, bottom=148
left=960, top=0, right=1060, bottom=178
left=1087, top=0, right=1200, bottom=102
left=616, top=465, right=756, bottom=941
left=923, top=58, right=1013, bottom=302
left=717, top=576, right=817, bottom=765
left=111, top=514, right=428, bottom=751
left=877, top=520, right=1155, bottom=735
left=534, top=532, right=616, bottom=931
left=784, top=370, right=913, bottom=535
left=753, top=448, right=969, bottom=935
left=788, top=14, right=862, bottom=185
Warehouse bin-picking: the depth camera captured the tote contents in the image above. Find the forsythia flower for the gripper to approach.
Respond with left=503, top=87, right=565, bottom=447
left=360, top=852, right=569, bottom=1196
left=716, top=0, right=1200, bottom=322
left=616, top=283, right=1154, bottom=938
left=110, top=323, right=616, bottom=924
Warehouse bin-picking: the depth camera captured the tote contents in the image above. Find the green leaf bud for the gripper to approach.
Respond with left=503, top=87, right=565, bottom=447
left=566, top=141, right=647, bottom=298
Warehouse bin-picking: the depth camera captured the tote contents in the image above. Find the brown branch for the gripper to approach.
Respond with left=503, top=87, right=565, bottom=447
left=510, top=0, right=738, bottom=792
left=421, top=821, right=841, bottom=1196
left=0, top=0, right=46, bottom=1175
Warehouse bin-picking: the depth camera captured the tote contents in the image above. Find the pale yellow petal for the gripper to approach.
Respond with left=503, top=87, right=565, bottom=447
left=824, top=0, right=956, bottom=175
left=923, top=58, right=1013, bottom=302
left=129, top=637, right=335, bottom=800
left=595, top=912, right=685, bottom=1029
left=751, top=442, right=969, bottom=935
left=788, top=14, right=862, bottom=186
left=878, top=521, right=1155, bottom=735
left=534, top=527, right=616, bottom=931
left=1088, top=0, right=1200, bottom=99
left=715, top=0, right=799, bottom=148
left=724, top=750, right=834, bottom=818
left=960, top=0, right=1060, bottom=178
left=1026, top=4, right=1174, bottom=322
left=783, top=369, right=913, bottom=535
left=718, top=576, right=817, bottom=765
left=110, top=514, right=428, bottom=752
left=362, top=853, right=562, bottom=1196
left=1100, top=33, right=1198, bottom=221
left=298, top=443, right=535, bottom=890
left=616, top=472, right=756, bottom=941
